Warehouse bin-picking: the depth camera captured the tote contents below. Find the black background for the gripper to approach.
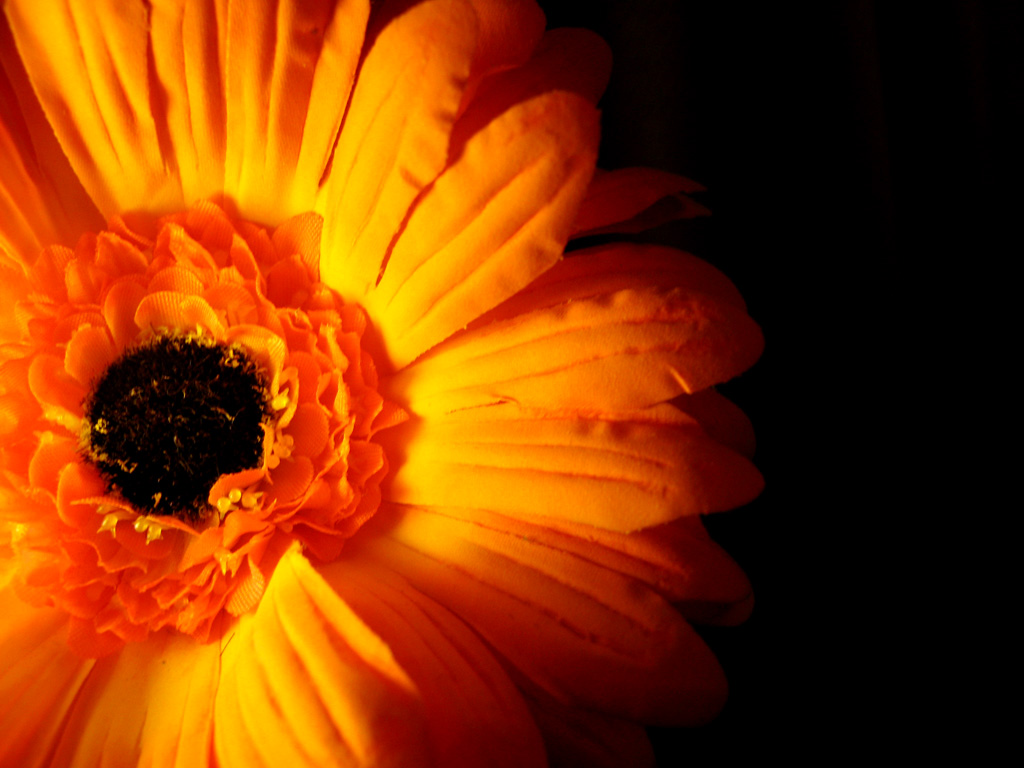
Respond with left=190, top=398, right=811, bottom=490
left=537, top=1, right=1015, bottom=763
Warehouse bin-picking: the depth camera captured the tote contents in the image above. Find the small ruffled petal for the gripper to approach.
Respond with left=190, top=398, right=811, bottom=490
left=369, top=90, right=599, bottom=369
left=379, top=404, right=763, bottom=531
left=214, top=546, right=432, bottom=768
left=64, top=324, right=117, bottom=389
left=355, top=504, right=729, bottom=726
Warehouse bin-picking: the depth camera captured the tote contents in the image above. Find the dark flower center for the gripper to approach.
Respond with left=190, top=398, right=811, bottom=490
left=82, top=335, right=270, bottom=521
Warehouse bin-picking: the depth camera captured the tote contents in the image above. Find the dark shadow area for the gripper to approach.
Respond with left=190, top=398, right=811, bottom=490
left=538, top=1, right=1014, bottom=762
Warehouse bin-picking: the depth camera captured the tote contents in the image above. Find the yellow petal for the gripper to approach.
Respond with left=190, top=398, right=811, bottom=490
left=319, top=557, right=547, bottom=768
left=45, top=630, right=221, bottom=768
left=221, top=0, right=370, bottom=223
left=146, top=0, right=228, bottom=211
left=673, top=388, right=757, bottom=459
left=0, top=573, right=95, bottom=768
left=572, top=167, right=710, bottom=237
left=0, top=115, right=64, bottom=258
left=459, top=0, right=545, bottom=109
left=526, top=687, right=656, bottom=768
left=385, top=248, right=763, bottom=414
left=355, top=504, right=729, bottom=726
left=458, top=27, right=611, bottom=142
left=319, top=0, right=478, bottom=302
left=0, top=16, right=104, bottom=255
left=367, top=502, right=752, bottom=626
left=479, top=241, right=751, bottom=317
left=4, top=0, right=185, bottom=216
left=379, top=405, right=763, bottom=531
left=214, top=546, right=432, bottom=768
left=368, top=90, right=599, bottom=368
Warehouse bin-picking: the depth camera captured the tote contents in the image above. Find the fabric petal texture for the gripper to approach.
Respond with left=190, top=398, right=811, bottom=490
left=0, top=1, right=763, bottom=765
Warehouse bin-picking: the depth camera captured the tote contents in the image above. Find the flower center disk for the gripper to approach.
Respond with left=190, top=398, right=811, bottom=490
left=82, top=334, right=270, bottom=521
left=2, top=202, right=404, bottom=649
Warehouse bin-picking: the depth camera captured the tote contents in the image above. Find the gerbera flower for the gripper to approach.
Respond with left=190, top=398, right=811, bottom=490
left=0, top=0, right=763, bottom=765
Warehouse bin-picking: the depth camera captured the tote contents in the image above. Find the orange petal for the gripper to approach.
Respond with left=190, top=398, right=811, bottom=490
left=102, top=278, right=147, bottom=351
left=4, top=0, right=185, bottom=216
left=224, top=324, right=288, bottom=379
left=94, top=230, right=148, bottom=276
left=64, top=324, right=116, bottom=389
left=265, top=455, right=315, bottom=506
left=572, top=167, right=710, bottom=237
left=221, top=0, right=370, bottom=224
left=356, top=505, right=729, bottom=726
left=134, top=292, right=227, bottom=338
left=48, top=629, right=221, bottom=768
left=0, top=577, right=95, bottom=768
left=319, top=0, right=478, bottom=302
left=0, top=258, right=30, bottom=350
left=214, top=547, right=432, bottom=768
left=28, top=353, right=85, bottom=426
left=0, top=391, right=39, bottom=438
left=369, top=90, right=599, bottom=369
left=386, top=272, right=763, bottom=415
left=272, top=212, right=324, bottom=282
left=380, top=405, right=763, bottom=531
left=265, top=255, right=313, bottom=308
left=148, top=265, right=208, bottom=296
left=320, top=557, right=547, bottom=768
left=56, top=461, right=108, bottom=529
left=27, top=433, right=79, bottom=493
left=286, top=403, right=330, bottom=458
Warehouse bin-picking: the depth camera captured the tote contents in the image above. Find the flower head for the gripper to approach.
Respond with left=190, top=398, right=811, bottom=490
left=0, top=1, right=763, bottom=765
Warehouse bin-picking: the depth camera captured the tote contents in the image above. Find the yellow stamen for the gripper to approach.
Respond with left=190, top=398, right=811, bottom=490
left=132, top=516, right=166, bottom=543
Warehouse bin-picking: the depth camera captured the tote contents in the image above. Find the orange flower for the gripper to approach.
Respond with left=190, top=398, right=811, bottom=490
left=0, top=1, right=763, bottom=765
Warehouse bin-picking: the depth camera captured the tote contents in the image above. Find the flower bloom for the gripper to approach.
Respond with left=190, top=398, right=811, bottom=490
left=0, top=1, right=763, bottom=766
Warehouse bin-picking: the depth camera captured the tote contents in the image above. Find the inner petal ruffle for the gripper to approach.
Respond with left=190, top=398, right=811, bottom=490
left=0, top=201, right=404, bottom=654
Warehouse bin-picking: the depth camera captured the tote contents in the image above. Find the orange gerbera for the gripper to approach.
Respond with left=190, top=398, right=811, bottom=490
left=0, top=1, right=763, bottom=766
